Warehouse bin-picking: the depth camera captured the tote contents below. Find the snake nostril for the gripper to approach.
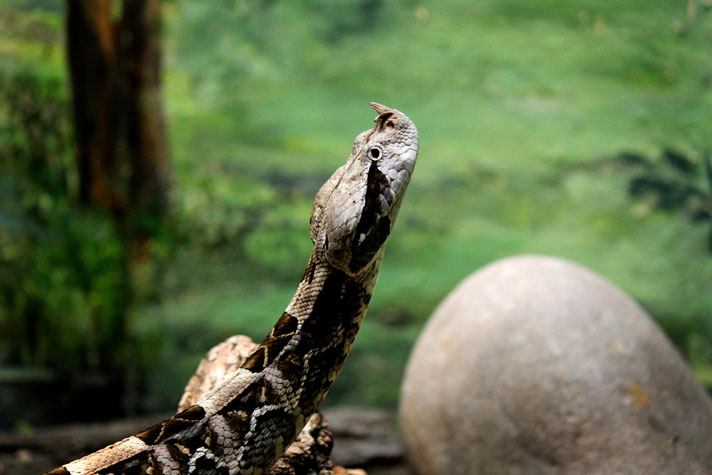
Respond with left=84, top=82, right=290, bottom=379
left=369, top=147, right=382, bottom=160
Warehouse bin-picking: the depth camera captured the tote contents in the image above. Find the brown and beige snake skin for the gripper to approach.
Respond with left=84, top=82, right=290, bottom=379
left=46, top=102, right=419, bottom=475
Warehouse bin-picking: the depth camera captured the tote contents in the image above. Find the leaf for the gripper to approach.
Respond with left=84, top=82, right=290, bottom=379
left=628, top=174, right=701, bottom=211
left=704, top=151, right=712, bottom=192
left=662, top=147, right=697, bottom=175
left=657, top=185, right=696, bottom=210
left=618, top=151, right=652, bottom=168
left=691, top=208, right=712, bottom=223
left=628, top=175, right=670, bottom=197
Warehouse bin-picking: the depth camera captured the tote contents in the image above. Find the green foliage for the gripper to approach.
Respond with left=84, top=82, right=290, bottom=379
left=159, top=0, right=712, bottom=409
left=299, top=0, right=385, bottom=43
left=619, top=148, right=712, bottom=250
left=0, top=68, right=126, bottom=375
left=242, top=200, right=312, bottom=274
left=175, top=158, right=315, bottom=279
left=2, top=0, right=712, bottom=417
left=179, top=169, right=277, bottom=249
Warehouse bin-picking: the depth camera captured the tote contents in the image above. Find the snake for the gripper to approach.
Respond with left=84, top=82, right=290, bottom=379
left=46, top=102, right=419, bottom=475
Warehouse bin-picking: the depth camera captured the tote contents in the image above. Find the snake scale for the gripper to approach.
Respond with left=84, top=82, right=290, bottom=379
left=46, top=102, right=419, bottom=475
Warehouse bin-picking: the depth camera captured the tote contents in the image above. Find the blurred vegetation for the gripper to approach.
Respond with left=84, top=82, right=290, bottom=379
left=1, top=0, right=711, bottom=424
left=0, top=68, right=122, bottom=371
left=619, top=148, right=712, bottom=250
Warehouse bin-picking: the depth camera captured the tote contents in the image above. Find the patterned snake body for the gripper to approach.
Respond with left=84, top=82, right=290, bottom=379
left=47, top=102, right=418, bottom=475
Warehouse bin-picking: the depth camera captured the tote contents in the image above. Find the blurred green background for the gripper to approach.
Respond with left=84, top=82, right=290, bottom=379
left=1, top=0, right=711, bottom=428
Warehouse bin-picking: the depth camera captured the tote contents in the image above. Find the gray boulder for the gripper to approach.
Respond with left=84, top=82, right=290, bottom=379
left=400, top=255, right=712, bottom=474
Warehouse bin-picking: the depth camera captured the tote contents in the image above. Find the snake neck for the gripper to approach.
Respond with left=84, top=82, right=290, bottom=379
left=191, top=244, right=385, bottom=473
left=53, top=245, right=385, bottom=475
left=245, top=244, right=384, bottom=415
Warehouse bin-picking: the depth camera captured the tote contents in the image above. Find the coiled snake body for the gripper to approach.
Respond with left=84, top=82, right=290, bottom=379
left=47, top=103, right=419, bottom=475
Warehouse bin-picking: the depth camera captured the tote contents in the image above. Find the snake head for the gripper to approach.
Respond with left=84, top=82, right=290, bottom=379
left=310, top=103, right=419, bottom=275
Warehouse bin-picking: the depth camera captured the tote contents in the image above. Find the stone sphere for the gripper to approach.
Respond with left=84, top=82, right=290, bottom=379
left=400, top=255, right=712, bottom=474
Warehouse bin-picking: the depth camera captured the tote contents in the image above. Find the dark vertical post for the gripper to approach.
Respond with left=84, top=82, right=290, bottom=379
left=65, top=0, right=122, bottom=209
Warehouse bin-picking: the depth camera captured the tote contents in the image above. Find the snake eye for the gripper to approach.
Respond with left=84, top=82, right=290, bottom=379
left=368, top=146, right=383, bottom=161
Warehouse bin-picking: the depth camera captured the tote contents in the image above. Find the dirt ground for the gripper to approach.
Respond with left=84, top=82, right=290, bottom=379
left=0, top=407, right=410, bottom=474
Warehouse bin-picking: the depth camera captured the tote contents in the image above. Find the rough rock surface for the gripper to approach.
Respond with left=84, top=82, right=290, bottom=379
left=400, top=255, right=712, bottom=475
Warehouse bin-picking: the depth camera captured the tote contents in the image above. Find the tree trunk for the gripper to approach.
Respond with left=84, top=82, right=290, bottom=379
left=119, top=0, right=171, bottom=257
left=65, top=0, right=171, bottom=255
left=64, top=0, right=171, bottom=413
left=66, top=0, right=120, bottom=209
